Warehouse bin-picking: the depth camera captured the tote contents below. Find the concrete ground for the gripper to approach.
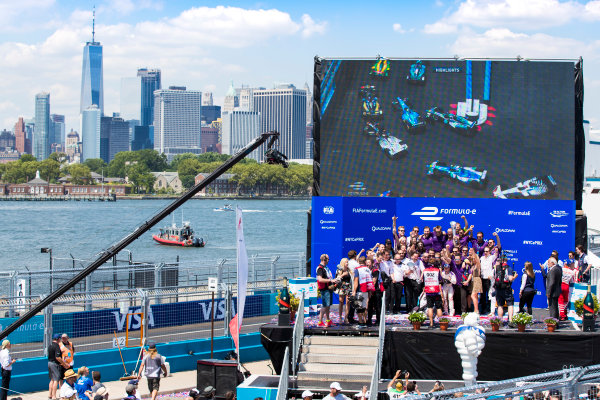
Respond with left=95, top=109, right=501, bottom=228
left=12, top=360, right=274, bottom=400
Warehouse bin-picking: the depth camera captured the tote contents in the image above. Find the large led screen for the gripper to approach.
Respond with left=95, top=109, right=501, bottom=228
left=316, top=59, right=575, bottom=200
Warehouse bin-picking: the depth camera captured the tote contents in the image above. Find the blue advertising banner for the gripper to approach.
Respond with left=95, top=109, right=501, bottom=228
left=312, top=196, right=575, bottom=308
left=0, top=315, right=45, bottom=344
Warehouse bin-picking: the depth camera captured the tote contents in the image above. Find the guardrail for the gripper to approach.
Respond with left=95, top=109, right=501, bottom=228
left=291, top=292, right=305, bottom=378
left=369, top=291, right=386, bottom=398
left=277, top=347, right=290, bottom=400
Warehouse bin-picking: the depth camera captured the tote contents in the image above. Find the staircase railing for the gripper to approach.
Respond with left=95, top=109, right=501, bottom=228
left=276, top=347, right=290, bottom=400
left=369, top=291, right=386, bottom=398
left=291, top=292, right=305, bottom=377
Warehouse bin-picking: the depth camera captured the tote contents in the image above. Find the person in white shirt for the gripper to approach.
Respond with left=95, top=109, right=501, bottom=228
left=478, top=232, right=501, bottom=315
left=60, top=369, right=78, bottom=400
left=0, top=340, right=16, bottom=400
left=391, top=253, right=405, bottom=313
left=402, top=252, right=423, bottom=312
left=323, top=382, right=350, bottom=400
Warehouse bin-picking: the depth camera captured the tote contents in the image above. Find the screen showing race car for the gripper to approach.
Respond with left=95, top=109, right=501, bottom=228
left=316, top=59, right=575, bottom=200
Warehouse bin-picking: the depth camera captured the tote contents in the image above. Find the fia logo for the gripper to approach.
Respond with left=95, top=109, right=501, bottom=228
left=323, top=206, right=334, bottom=215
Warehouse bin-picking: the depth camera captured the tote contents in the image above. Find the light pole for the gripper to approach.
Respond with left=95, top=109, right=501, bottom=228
left=41, top=248, right=53, bottom=291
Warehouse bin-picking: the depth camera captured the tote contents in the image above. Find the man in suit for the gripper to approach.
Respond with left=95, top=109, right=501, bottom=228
left=546, top=257, right=563, bottom=319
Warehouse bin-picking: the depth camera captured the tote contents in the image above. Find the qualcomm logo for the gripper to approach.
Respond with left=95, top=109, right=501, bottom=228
left=411, top=206, right=443, bottom=221
left=372, top=226, right=391, bottom=232
left=495, top=228, right=516, bottom=233
left=323, top=206, right=334, bottom=215
left=523, top=240, right=543, bottom=246
left=550, top=210, right=568, bottom=218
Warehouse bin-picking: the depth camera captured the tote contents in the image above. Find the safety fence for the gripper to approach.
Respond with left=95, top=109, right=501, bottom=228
left=369, top=292, right=386, bottom=399
left=0, top=251, right=306, bottom=315
left=1, top=278, right=283, bottom=360
left=405, top=364, right=600, bottom=400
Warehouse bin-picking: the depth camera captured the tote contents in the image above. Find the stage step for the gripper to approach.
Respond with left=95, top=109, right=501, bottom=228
left=300, top=353, right=376, bottom=365
left=296, top=371, right=372, bottom=383
left=301, top=344, right=377, bottom=355
left=299, top=362, right=372, bottom=374
left=303, top=335, right=378, bottom=347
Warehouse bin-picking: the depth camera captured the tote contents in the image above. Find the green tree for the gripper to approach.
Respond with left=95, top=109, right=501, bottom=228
left=137, top=149, right=168, bottom=172
left=83, top=158, right=108, bottom=174
left=177, top=158, right=203, bottom=189
left=49, top=152, right=68, bottom=164
left=126, top=163, right=155, bottom=193
left=197, top=152, right=230, bottom=163
left=68, top=164, right=92, bottom=185
left=38, top=159, right=61, bottom=183
left=170, top=153, right=198, bottom=171
left=19, top=154, right=36, bottom=162
left=108, top=152, right=139, bottom=177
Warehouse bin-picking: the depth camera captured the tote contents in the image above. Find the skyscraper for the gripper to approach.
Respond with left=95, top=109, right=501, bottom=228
left=223, top=82, right=239, bottom=113
left=100, top=115, right=130, bottom=162
left=14, top=117, right=26, bottom=154
left=50, top=114, right=65, bottom=149
left=153, top=86, right=202, bottom=161
left=202, top=92, right=213, bottom=106
left=34, top=92, right=50, bottom=160
left=81, top=105, right=101, bottom=161
left=222, top=111, right=261, bottom=160
left=80, top=10, right=104, bottom=114
left=253, top=84, right=307, bottom=160
left=304, top=82, right=313, bottom=125
left=137, top=68, right=161, bottom=127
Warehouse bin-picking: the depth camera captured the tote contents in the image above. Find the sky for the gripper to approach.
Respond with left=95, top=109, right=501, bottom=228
left=0, top=0, right=599, bottom=132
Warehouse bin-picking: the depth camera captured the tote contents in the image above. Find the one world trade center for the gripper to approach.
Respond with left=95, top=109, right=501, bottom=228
left=80, top=9, right=103, bottom=114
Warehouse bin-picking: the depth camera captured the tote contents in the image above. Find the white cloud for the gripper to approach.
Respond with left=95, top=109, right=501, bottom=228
left=300, top=14, right=327, bottom=38
left=424, top=0, right=600, bottom=33
left=100, top=0, right=163, bottom=15
left=392, top=23, right=406, bottom=33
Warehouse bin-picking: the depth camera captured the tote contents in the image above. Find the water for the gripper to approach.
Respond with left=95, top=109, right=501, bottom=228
left=0, top=199, right=309, bottom=271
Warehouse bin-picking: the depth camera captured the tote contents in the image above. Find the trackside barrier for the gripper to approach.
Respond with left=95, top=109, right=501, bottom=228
left=276, top=347, right=290, bottom=400
left=291, top=292, right=305, bottom=377
left=369, top=291, right=386, bottom=399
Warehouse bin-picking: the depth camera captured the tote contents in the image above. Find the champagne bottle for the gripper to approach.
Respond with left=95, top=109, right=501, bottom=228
left=583, top=284, right=596, bottom=332
left=279, top=278, right=290, bottom=315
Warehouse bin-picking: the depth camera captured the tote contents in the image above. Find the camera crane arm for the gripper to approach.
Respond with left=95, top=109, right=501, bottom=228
left=0, top=131, right=285, bottom=341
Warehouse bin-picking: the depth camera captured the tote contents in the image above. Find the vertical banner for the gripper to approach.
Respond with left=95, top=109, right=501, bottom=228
left=229, top=206, right=249, bottom=354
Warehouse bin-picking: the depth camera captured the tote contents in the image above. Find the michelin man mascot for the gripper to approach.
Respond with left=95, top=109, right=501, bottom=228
left=454, top=313, right=486, bottom=387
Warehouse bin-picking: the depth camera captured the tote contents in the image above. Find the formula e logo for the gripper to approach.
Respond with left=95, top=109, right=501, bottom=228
left=411, top=206, right=443, bottom=221
left=523, top=240, right=543, bottom=246
left=323, top=206, right=334, bottom=215
left=550, top=210, right=568, bottom=218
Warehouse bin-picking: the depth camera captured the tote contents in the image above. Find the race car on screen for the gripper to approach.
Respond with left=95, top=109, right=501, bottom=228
left=406, top=60, right=426, bottom=83
left=370, top=57, right=390, bottom=77
left=363, top=121, right=386, bottom=136
left=362, top=94, right=383, bottom=118
left=427, top=161, right=487, bottom=187
left=392, top=97, right=426, bottom=131
left=492, top=175, right=557, bottom=199
left=377, top=135, right=408, bottom=158
left=425, top=107, right=476, bottom=131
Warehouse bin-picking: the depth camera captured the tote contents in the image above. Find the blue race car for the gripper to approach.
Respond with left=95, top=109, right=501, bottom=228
left=406, top=60, right=426, bottom=84
left=425, top=107, right=476, bottom=131
left=392, top=97, right=426, bottom=131
left=427, top=161, right=487, bottom=188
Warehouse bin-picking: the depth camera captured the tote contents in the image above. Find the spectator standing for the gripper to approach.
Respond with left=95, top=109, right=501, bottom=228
left=431, top=226, right=448, bottom=253
left=347, top=250, right=359, bottom=324
left=577, top=244, right=590, bottom=283
left=75, top=366, right=93, bottom=400
left=479, top=232, right=501, bottom=315
left=546, top=257, right=563, bottom=319
left=0, top=340, right=16, bottom=400
left=423, top=259, right=443, bottom=327
left=323, top=382, right=350, bottom=400
left=316, top=254, right=337, bottom=327
left=60, top=334, right=75, bottom=369
left=60, top=369, right=78, bottom=400
left=460, top=259, right=473, bottom=313
left=137, top=342, right=167, bottom=400
left=441, top=263, right=457, bottom=316
left=335, top=258, right=352, bottom=324
left=367, top=259, right=385, bottom=326
left=402, top=253, right=423, bottom=312
left=381, top=250, right=394, bottom=313
left=470, top=250, right=483, bottom=314
left=519, top=262, right=536, bottom=315
left=49, top=333, right=69, bottom=400
left=352, top=257, right=371, bottom=326
left=559, top=258, right=577, bottom=320
left=493, top=260, right=518, bottom=322
left=391, top=253, right=405, bottom=313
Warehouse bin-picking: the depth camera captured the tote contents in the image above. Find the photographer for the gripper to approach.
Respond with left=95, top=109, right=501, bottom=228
left=317, top=254, right=338, bottom=328
left=387, top=370, right=407, bottom=399
left=493, top=259, right=517, bottom=323
left=401, top=372, right=421, bottom=398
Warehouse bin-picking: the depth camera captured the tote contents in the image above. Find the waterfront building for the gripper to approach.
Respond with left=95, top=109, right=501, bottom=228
left=80, top=11, right=104, bottom=114
left=81, top=105, right=101, bottom=161
left=253, top=84, right=307, bottom=160
left=65, top=130, right=81, bottom=162
left=100, top=115, right=130, bottom=162
left=221, top=111, right=261, bottom=160
left=120, top=77, right=141, bottom=121
left=223, top=82, right=238, bottom=113
left=151, top=171, right=183, bottom=193
left=6, top=181, right=131, bottom=197
left=194, top=172, right=236, bottom=196
left=34, top=92, right=50, bottom=160
left=50, top=114, right=65, bottom=149
left=200, top=126, right=219, bottom=153
left=14, top=118, right=27, bottom=154
left=153, top=86, right=202, bottom=161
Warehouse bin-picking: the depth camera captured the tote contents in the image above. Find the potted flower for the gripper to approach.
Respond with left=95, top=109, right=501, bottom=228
left=275, top=290, right=300, bottom=322
left=439, top=317, right=450, bottom=331
left=512, top=312, right=533, bottom=332
left=408, top=311, right=427, bottom=330
left=489, top=317, right=502, bottom=332
left=544, top=317, right=559, bottom=332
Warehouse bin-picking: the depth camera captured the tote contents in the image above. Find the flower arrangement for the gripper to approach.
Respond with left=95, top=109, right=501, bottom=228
left=275, top=290, right=300, bottom=312
left=408, top=311, right=427, bottom=323
left=439, top=317, right=451, bottom=323
left=461, top=312, right=469, bottom=320
left=574, top=294, right=599, bottom=317
left=512, top=312, right=533, bottom=325
left=544, top=317, right=559, bottom=326
left=489, top=317, right=502, bottom=325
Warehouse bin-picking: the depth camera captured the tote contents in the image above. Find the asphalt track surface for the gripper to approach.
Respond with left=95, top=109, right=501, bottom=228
left=319, top=59, right=575, bottom=200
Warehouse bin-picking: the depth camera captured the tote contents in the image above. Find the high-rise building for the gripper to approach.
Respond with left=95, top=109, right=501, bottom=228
left=24, top=119, right=34, bottom=155
left=0, top=130, right=15, bottom=150
left=223, top=81, right=239, bottom=113
left=100, top=115, right=130, bottom=162
left=34, top=92, right=50, bottom=160
left=202, top=92, right=213, bottom=106
left=80, top=10, right=103, bottom=114
left=200, top=126, right=219, bottom=153
left=222, top=111, right=261, bottom=160
left=65, top=130, right=81, bottom=162
left=304, top=82, right=313, bottom=125
left=120, top=77, right=141, bottom=121
left=14, top=117, right=26, bottom=154
left=132, top=126, right=152, bottom=151
left=138, top=68, right=161, bottom=127
left=50, top=114, right=65, bottom=149
left=201, top=105, right=221, bottom=125
left=81, top=105, right=101, bottom=161
left=239, top=87, right=258, bottom=112
left=253, top=84, right=307, bottom=160
left=153, top=86, right=202, bottom=161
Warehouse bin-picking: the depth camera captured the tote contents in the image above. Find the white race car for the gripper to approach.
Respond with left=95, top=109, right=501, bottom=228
left=493, top=175, right=557, bottom=199
left=377, top=135, right=407, bottom=157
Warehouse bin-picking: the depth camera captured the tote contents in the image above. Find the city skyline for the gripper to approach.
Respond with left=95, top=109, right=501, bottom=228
left=1, top=0, right=599, bottom=133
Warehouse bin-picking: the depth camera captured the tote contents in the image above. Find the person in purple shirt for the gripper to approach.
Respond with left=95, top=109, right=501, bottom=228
left=471, top=231, right=487, bottom=257
left=441, top=249, right=464, bottom=313
left=431, top=226, right=448, bottom=252
left=420, top=227, right=433, bottom=251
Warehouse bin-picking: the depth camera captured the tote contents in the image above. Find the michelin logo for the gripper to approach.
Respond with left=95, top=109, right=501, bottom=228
left=550, top=210, right=568, bottom=218
left=523, top=240, right=543, bottom=246
left=411, top=206, right=476, bottom=221
left=508, top=210, right=530, bottom=216
left=323, top=206, right=334, bottom=215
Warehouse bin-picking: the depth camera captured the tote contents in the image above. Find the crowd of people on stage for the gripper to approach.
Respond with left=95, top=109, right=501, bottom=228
left=315, top=215, right=592, bottom=328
